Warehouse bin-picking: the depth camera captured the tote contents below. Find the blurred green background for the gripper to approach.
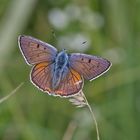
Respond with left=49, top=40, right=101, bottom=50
left=0, top=0, right=139, bottom=140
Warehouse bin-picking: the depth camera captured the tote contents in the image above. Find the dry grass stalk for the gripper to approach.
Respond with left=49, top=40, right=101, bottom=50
left=69, top=90, right=100, bottom=140
left=0, top=82, right=24, bottom=104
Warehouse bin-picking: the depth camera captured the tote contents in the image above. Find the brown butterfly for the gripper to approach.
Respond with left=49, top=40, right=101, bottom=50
left=18, top=35, right=111, bottom=97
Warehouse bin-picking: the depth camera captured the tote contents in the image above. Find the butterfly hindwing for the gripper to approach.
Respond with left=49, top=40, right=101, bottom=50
left=53, top=68, right=83, bottom=97
left=30, top=62, right=54, bottom=93
left=31, top=63, right=83, bottom=97
left=69, top=53, right=111, bottom=81
left=18, top=35, right=57, bottom=65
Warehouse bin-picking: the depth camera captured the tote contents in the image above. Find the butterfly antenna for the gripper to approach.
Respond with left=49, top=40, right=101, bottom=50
left=82, top=41, right=87, bottom=45
left=51, top=29, right=58, bottom=41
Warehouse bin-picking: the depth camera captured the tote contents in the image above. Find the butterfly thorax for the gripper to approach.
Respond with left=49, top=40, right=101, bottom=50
left=52, top=50, right=69, bottom=90
left=55, top=50, right=68, bottom=68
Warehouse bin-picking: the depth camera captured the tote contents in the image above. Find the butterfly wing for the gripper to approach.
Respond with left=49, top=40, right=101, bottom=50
left=18, top=35, right=57, bottom=65
left=69, top=53, right=111, bottom=81
left=30, top=62, right=54, bottom=93
left=53, top=68, right=83, bottom=97
left=31, top=63, right=83, bottom=97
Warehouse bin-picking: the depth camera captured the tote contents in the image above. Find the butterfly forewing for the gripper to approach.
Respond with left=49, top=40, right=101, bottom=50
left=18, top=35, right=57, bottom=65
left=69, top=53, right=111, bottom=81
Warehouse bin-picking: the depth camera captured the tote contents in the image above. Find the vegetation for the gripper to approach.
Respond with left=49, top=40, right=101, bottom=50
left=0, top=0, right=139, bottom=140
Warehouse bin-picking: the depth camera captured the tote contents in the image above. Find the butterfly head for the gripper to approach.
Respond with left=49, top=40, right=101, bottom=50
left=62, top=48, right=67, bottom=53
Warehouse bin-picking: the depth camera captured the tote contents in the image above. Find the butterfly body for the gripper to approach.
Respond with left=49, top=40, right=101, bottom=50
left=52, top=50, right=69, bottom=89
left=18, top=35, right=111, bottom=97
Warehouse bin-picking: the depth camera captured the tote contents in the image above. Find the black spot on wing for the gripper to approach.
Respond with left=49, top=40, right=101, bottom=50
left=88, top=59, right=91, bottom=63
left=37, top=44, right=39, bottom=48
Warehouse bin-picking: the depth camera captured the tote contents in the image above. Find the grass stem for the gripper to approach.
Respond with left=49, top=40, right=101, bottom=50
left=0, top=82, right=24, bottom=104
left=81, top=91, right=100, bottom=140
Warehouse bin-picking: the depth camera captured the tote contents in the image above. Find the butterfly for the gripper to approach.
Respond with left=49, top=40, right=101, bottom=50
left=18, top=35, right=111, bottom=97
